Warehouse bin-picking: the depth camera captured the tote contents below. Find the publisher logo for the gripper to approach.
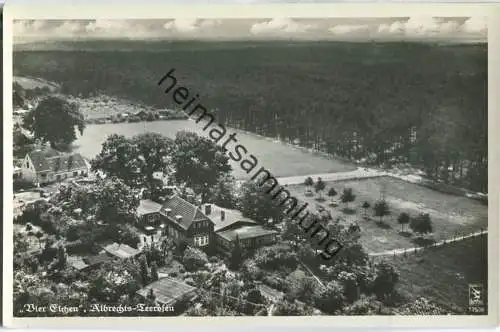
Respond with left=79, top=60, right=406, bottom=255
left=468, top=284, right=485, bottom=313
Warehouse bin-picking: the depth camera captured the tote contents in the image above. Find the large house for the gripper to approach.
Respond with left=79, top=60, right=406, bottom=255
left=21, top=148, right=89, bottom=185
left=159, top=195, right=215, bottom=249
left=137, top=195, right=278, bottom=255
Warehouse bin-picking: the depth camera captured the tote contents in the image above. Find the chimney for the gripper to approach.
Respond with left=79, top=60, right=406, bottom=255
left=204, top=204, right=212, bottom=215
left=163, top=208, right=172, bottom=215
left=220, top=210, right=225, bottom=221
left=175, top=215, right=183, bottom=222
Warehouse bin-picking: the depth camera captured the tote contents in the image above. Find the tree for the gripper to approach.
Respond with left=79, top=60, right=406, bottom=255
left=314, top=177, right=326, bottom=199
left=150, top=261, right=159, bottom=282
left=138, top=255, right=150, bottom=285
left=373, top=200, right=390, bottom=223
left=410, top=213, right=433, bottom=237
left=327, top=187, right=337, bottom=199
left=91, top=134, right=142, bottom=187
left=362, top=201, right=370, bottom=218
left=91, top=133, right=174, bottom=188
left=132, top=133, right=175, bottom=188
left=372, top=261, right=399, bottom=300
left=23, top=96, right=85, bottom=148
left=285, top=270, right=317, bottom=304
left=35, top=231, right=44, bottom=249
left=14, top=233, right=29, bottom=253
left=304, top=177, right=314, bottom=188
left=172, top=131, right=232, bottom=203
left=313, top=281, right=345, bottom=314
left=182, top=247, right=209, bottom=272
left=94, top=177, right=140, bottom=224
left=238, top=181, right=283, bottom=225
left=397, top=212, right=411, bottom=232
left=229, top=236, right=243, bottom=270
left=340, top=188, right=356, bottom=209
left=13, top=82, right=26, bottom=108
left=282, top=220, right=305, bottom=250
left=273, top=301, right=309, bottom=316
left=208, top=174, right=237, bottom=209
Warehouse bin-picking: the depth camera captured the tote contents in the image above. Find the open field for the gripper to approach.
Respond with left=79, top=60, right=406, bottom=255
left=14, top=75, right=60, bottom=91
left=287, top=176, right=488, bottom=253
left=394, top=234, right=488, bottom=314
left=73, top=120, right=356, bottom=179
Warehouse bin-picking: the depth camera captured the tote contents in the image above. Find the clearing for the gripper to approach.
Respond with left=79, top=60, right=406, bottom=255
left=287, top=176, right=487, bottom=253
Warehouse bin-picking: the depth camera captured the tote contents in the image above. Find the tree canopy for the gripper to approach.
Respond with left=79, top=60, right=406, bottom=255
left=172, top=131, right=232, bottom=203
left=23, top=96, right=85, bottom=148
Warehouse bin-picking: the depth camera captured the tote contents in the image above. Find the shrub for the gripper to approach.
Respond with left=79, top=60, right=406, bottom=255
left=182, top=247, right=209, bottom=272
left=254, top=246, right=299, bottom=271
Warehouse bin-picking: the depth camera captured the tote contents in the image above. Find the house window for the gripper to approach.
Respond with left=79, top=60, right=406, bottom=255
left=194, top=235, right=209, bottom=247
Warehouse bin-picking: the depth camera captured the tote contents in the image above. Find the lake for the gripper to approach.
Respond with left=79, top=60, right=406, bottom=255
left=74, top=120, right=356, bottom=180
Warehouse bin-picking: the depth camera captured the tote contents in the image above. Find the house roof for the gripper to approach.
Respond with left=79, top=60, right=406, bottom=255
left=83, top=253, right=113, bottom=266
left=207, top=204, right=258, bottom=232
left=68, top=256, right=89, bottom=271
left=217, top=225, right=278, bottom=242
left=136, top=277, right=197, bottom=306
left=160, top=194, right=212, bottom=230
left=27, top=149, right=87, bottom=173
left=103, top=243, right=141, bottom=259
left=137, top=199, right=162, bottom=217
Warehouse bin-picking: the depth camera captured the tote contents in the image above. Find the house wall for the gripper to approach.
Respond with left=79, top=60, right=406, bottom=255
left=40, top=167, right=88, bottom=184
left=215, top=233, right=277, bottom=256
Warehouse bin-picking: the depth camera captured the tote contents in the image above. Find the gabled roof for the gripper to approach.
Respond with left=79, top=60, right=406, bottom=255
left=136, top=277, right=197, bottom=306
left=137, top=199, right=162, bottom=217
left=103, top=243, right=141, bottom=259
left=208, top=204, right=258, bottom=232
left=27, top=148, right=87, bottom=173
left=160, top=194, right=212, bottom=230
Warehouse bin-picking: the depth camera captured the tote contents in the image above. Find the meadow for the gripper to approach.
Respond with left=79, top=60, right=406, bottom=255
left=287, top=176, right=488, bottom=253
left=73, top=120, right=356, bottom=179
left=394, top=234, right=488, bottom=313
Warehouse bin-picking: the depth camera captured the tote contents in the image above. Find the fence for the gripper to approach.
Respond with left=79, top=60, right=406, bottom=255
left=369, top=228, right=488, bottom=260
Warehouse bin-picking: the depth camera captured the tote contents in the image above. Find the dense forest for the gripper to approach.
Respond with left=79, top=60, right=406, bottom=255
left=13, top=40, right=488, bottom=192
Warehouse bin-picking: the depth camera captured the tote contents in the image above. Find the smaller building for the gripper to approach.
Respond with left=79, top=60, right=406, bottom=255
left=137, top=199, right=163, bottom=225
left=68, top=253, right=113, bottom=272
left=205, top=203, right=279, bottom=256
left=103, top=242, right=141, bottom=260
left=216, top=225, right=278, bottom=256
left=136, top=277, right=197, bottom=308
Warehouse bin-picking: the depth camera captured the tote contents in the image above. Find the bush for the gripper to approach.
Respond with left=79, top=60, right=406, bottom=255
left=254, top=246, right=299, bottom=271
left=182, top=247, right=209, bottom=272
left=14, top=178, right=34, bottom=191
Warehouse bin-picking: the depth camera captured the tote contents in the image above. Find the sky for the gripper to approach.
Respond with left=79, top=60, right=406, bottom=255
left=13, top=17, right=487, bottom=44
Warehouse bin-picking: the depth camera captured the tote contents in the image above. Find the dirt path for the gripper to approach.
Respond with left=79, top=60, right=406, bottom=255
left=368, top=229, right=487, bottom=257
left=277, top=167, right=422, bottom=186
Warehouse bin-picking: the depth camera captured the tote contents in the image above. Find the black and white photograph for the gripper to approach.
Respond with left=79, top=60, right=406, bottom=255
left=2, top=3, right=497, bottom=327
